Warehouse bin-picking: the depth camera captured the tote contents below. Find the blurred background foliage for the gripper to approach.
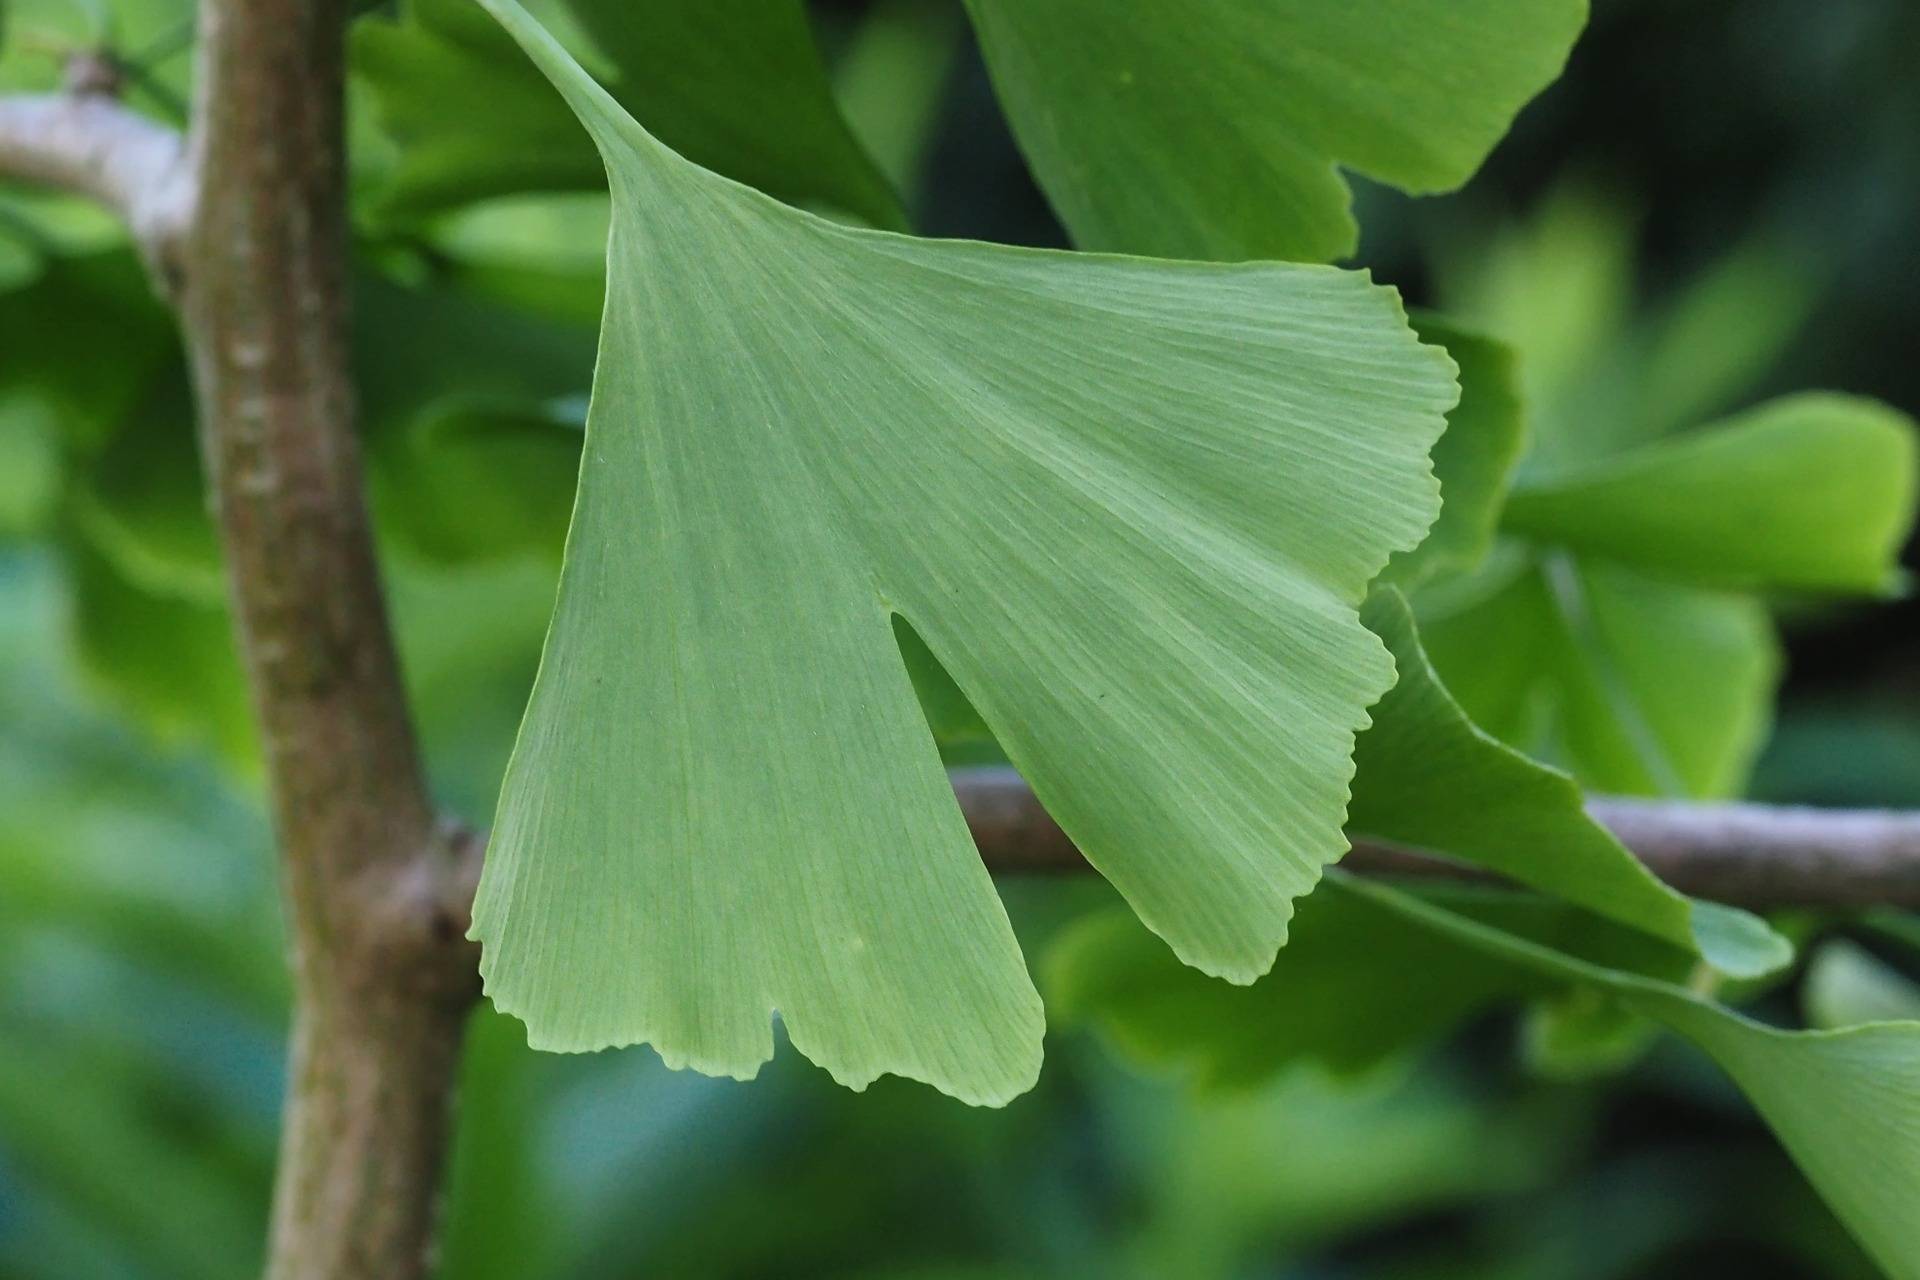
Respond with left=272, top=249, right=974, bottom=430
left=1, top=0, right=1918, bottom=1275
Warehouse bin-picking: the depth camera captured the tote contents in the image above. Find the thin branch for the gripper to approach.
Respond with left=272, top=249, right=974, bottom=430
left=175, top=0, right=479, bottom=1274
left=953, top=766, right=1920, bottom=910
left=1584, top=798, right=1920, bottom=910
left=1, top=16, right=481, bottom=1280
left=0, top=89, right=189, bottom=278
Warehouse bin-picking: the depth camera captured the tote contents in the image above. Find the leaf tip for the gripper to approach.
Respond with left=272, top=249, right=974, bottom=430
left=1688, top=899, right=1794, bottom=980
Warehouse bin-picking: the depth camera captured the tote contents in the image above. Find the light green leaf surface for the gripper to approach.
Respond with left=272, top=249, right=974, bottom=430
left=1352, top=590, right=1786, bottom=977
left=355, top=0, right=904, bottom=228
left=472, top=0, right=1454, bottom=1103
left=1418, top=550, right=1778, bottom=798
left=960, top=0, right=1586, bottom=262
left=1385, top=315, right=1525, bottom=584
left=1051, top=877, right=1920, bottom=1279
left=1504, top=394, right=1917, bottom=594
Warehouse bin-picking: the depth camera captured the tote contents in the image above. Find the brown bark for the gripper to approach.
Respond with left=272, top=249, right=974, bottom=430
left=172, top=0, right=483, bottom=1273
left=1, top=12, right=481, bottom=1266
left=956, top=766, right=1920, bottom=910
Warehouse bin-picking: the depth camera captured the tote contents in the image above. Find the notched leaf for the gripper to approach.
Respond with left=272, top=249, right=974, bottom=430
left=471, top=0, right=1455, bottom=1105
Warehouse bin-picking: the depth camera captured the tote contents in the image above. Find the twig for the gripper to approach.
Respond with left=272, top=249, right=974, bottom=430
left=954, top=766, right=1920, bottom=910
left=0, top=88, right=189, bottom=280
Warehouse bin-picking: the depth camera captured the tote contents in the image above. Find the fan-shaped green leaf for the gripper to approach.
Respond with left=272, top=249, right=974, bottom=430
left=960, top=0, right=1587, bottom=262
left=471, top=0, right=1454, bottom=1104
left=901, top=310, right=1527, bottom=763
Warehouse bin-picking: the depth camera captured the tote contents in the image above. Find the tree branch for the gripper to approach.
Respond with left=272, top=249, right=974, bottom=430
left=954, top=766, right=1920, bottom=910
left=0, top=89, right=189, bottom=281
left=172, top=0, right=480, bottom=1274
left=0, top=22, right=483, bottom=1280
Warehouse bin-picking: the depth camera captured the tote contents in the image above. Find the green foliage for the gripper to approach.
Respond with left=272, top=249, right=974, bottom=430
left=5, top=0, right=1920, bottom=1273
left=1342, top=878, right=1920, bottom=1280
left=471, top=0, right=1455, bottom=1104
left=1352, top=590, right=1787, bottom=978
left=1417, top=383, right=1918, bottom=801
left=376, top=403, right=582, bottom=564
left=1383, top=315, right=1526, bottom=584
left=0, top=250, right=172, bottom=451
left=1419, top=549, right=1781, bottom=798
left=353, top=0, right=904, bottom=228
left=1051, top=875, right=1920, bottom=1280
left=1504, top=393, right=1915, bottom=595
left=1410, top=190, right=1918, bottom=801
left=962, top=0, right=1587, bottom=262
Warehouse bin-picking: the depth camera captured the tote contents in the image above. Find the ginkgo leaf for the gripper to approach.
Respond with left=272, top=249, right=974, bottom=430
left=471, top=0, right=1454, bottom=1104
left=960, top=0, right=1587, bottom=262
left=900, top=309, right=1524, bottom=762
left=1502, top=393, right=1917, bottom=594
left=1352, top=590, right=1788, bottom=978
left=354, top=0, right=905, bottom=229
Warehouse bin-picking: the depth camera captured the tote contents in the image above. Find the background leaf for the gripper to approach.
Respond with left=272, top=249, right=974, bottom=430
left=1502, top=393, right=1917, bottom=594
left=1418, top=551, right=1780, bottom=798
left=960, top=0, right=1587, bottom=261
left=1353, top=589, right=1787, bottom=977
left=354, top=0, right=904, bottom=229
left=1384, top=314, right=1526, bottom=584
left=1336, top=875, right=1920, bottom=1280
left=1050, top=875, right=1920, bottom=1280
